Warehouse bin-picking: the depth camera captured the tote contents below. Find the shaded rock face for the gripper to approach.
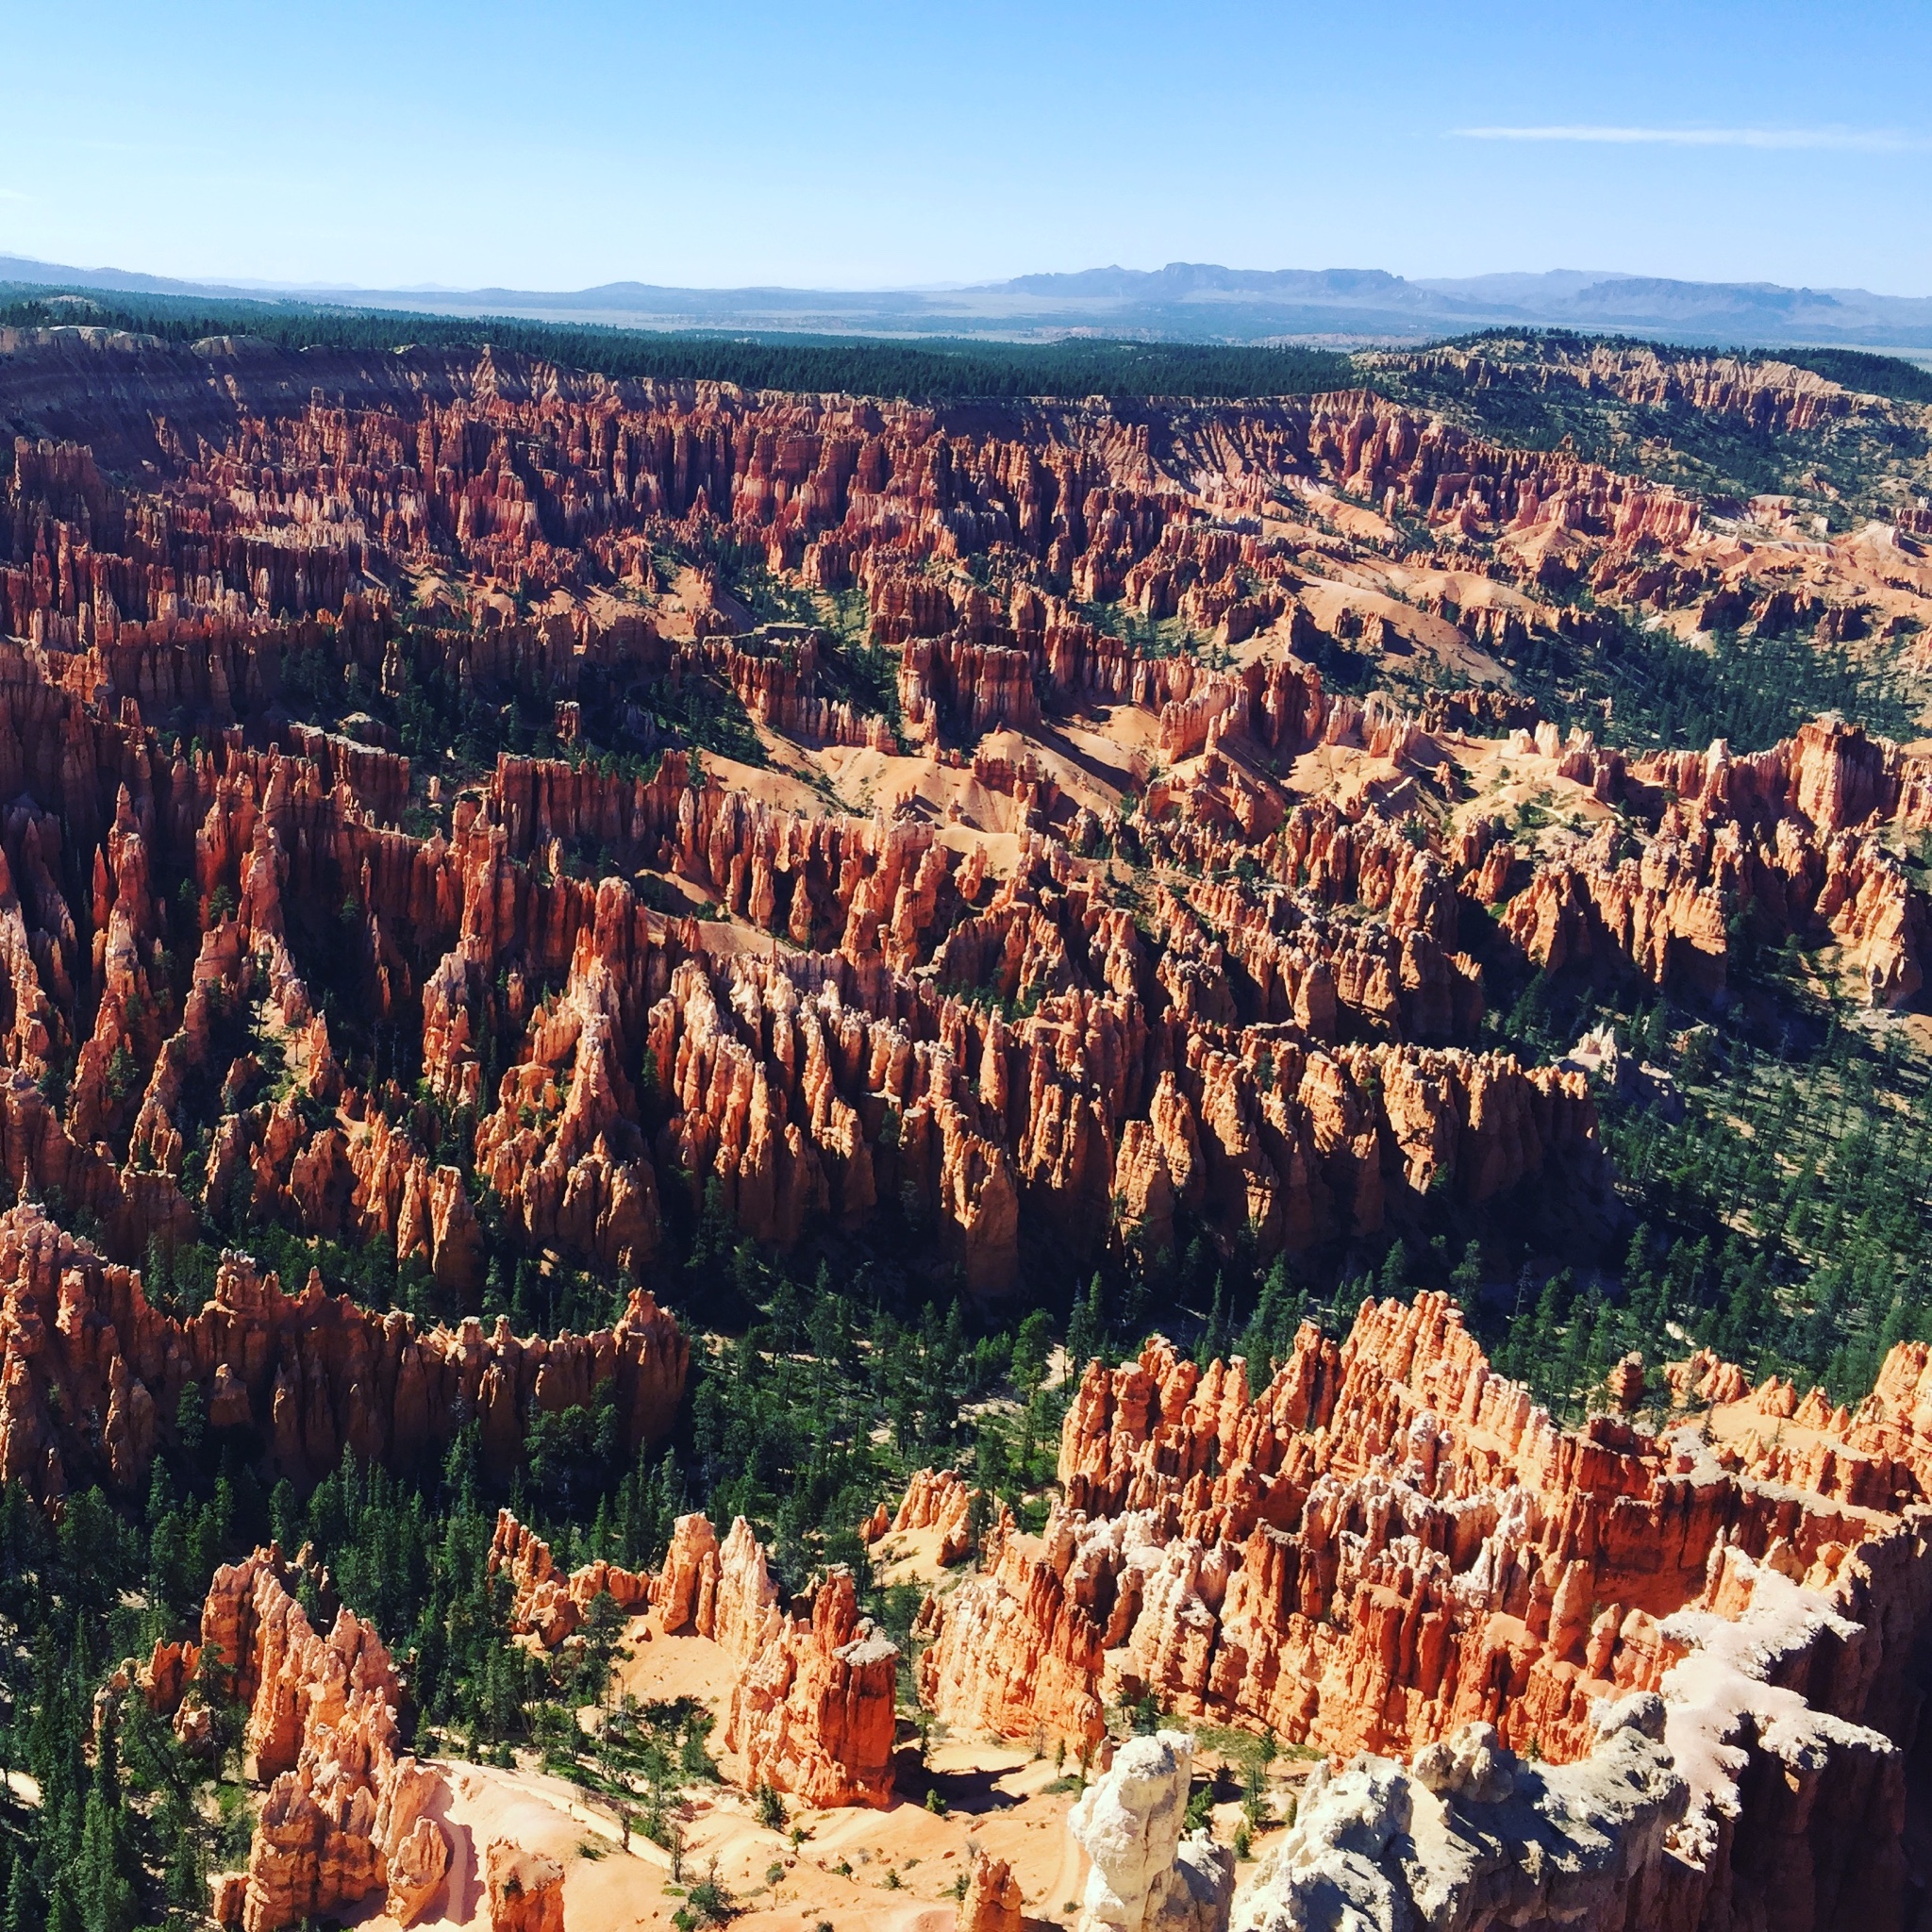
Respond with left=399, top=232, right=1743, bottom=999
left=920, top=1294, right=1932, bottom=1932
left=655, top=1509, right=899, bottom=1807
left=385, top=1816, right=453, bottom=1926
left=0, top=1201, right=687, bottom=1503
left=915, top=1511, right=1111, bottom=1751
left=485, top=1839, right=566, bottom=1932
left=1068, top=1729, right=1233, bottom=1932
left=168, top=1547, right=447, bottom=1932
left=1235, top=1701, right=1682, bottom=1932
left=726, top=1567, right=900, bottom=1809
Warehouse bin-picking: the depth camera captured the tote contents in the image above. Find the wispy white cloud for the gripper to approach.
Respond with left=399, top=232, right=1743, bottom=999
left=0, top=188, right=32, bottom=202
left=1452, top=125, right=1926, bottom=152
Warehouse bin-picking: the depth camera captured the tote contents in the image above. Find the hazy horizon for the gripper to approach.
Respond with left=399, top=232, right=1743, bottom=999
left=6, top=255, right=1929, bottom=304
left=4, top=0, right=1928, bottom=299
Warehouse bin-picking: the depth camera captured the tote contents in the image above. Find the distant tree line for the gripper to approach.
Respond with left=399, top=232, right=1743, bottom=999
left=0, top=286, right=1363, bottom=403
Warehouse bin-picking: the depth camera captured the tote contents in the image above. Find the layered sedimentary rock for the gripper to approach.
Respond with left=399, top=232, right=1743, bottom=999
left=1375, top=339, right=1867, bottom=441
left=656, top=1510, right=899, bottom=1807
left=0, top=611, right=1624, bottom=1293
left=0, top=1202, right=687, bottom=1501
left=922, top=1292, right=1932, bottom=1932
left=724, top=1566, right=900, bottom=1808
left=171, top=1548, right=447, bottom=1932
left=1068, top=1729, right=1233, bottom=1932
left=1, top=305, right=1927, bottom=1932
left=655, top=1509, right=729, bottom=1638
left=681, top=629, right=896, bottom=752
left=1488, top=717, right=1932, bottom=1008
left=1, top=335, right=1868, bottom=679
left=925, top=1293, right=1914, bottom=1760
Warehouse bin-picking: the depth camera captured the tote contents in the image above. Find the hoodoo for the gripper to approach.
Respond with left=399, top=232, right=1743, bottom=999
left=923, top=1293, right=1932, bottom=1932
left=1, top=252, right=1930, bottom=1932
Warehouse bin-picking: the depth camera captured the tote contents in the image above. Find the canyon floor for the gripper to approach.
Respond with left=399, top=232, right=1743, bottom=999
left=349, top=1539, right=1322, bottom=1932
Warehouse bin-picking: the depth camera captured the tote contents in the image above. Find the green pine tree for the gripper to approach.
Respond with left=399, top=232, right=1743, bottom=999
left=5, top=1855, right=38, bottom=1932
left=1378, top=1241, right=1411, bottom=1299
left=1196, top=1276, right=1228, bottom=1370
left=76, top=1788, right=131, bottom=1932
left=1067, top=1274, right=1104, bottom=1375
left=45, top=1870, right=82, bottom=1932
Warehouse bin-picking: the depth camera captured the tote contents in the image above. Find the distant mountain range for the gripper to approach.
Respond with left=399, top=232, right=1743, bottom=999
left=5, top=252, right=1931, bottom=352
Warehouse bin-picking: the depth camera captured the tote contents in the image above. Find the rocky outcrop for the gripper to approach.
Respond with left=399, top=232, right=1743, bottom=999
left=656, top=1512, right=783, bottom=1659
left=657, top=1510, right=899, bottom=1807
left=923, top=1292, right=1932, bottom=1892
left=1379, top=341, right=1862, bottom=436
left=1666, top=1348, right=1750, bottom=1408
left=679, top=630, right=895, bottom=751
left=1068, top=1730, right=1233, bottom=1932
left=0, top=1203, right=687, bottom=1500
left=958, top=1847, right=1024, bottom=1932
left=178, top=1548, right=447, bottom=1932
left=472, top=910, right=662, bottom=1275
left=485, top=1839, right=566, bottom=1932
left=0, top=336, right=1815, bottom=1301
left=0, top=471, right=1634, bottom=1296
left=921, top=1295, right=1932, bottom=1932
left=134, top=1634, right=200, bottom=1712
left=1234, top=1699, right=1682, bottom=1932
left=4, top=327, right=1930, bottom=1927
left=385, top=1815, right=454, bottom=1926
left=655, top=1511, right=726, bottom=1637
left=915, top=1511, right=1114, bottom=1749
left=867, top=1465, right=1011, bottom=1567
left=487, top=1508, right=651, bottom=1646
left=724, top=1566, right=899, bottom=1808
left=4, top=316, right=1928, bottom=1898
left=1475, top=716, right=1932, bottom=1009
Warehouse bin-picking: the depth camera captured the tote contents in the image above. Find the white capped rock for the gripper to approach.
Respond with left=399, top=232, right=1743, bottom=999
left=1070, top=1730, right=1235, bottom=1932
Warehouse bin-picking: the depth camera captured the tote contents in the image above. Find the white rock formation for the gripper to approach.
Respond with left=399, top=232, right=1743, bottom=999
left=1233, top=1699, right=1685, bottom=1932
left=1070, top=1729, right=1235, bottom=1932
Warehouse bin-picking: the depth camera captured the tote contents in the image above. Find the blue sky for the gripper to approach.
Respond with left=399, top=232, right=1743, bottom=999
left=2, top=0, right=1928, bottom=293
